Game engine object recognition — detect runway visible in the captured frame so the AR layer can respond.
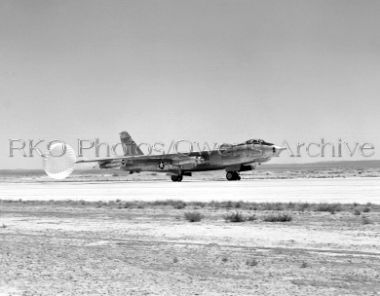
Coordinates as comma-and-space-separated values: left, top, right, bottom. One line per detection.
1, 177, 380, 204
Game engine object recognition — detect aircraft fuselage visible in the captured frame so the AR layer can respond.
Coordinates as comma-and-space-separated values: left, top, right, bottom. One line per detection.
120, 141, 285, 181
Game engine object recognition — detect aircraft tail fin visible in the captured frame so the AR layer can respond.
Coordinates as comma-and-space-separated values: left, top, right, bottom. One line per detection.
120, 131, 144, 156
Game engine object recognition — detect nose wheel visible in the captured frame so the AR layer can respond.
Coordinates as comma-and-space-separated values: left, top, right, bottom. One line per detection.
171, 175, 183, 182
226, 171, 241, 181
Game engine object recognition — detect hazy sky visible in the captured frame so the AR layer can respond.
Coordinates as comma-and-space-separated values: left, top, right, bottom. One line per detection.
1, 0, 379, 168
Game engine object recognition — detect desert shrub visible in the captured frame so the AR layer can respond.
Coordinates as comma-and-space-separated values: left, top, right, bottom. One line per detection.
361, 216, 372, 225
363, 207, 371, 213
246, 258, 258, 267
172, 200, 187, 209
136, 203, 145, 209
315, 203, 342, 214
184, 211, 203, 222
153, 200, 187, 209
263, 213, 293, 222
224, 201, 233, 209
300, 261, 308, 268
224, 211, 246, 223
286, 202, 296, 210
297, 203, 310, 212
122, 202, 134, 208
190, 201, 206, 208
261, 203, 284, 211
247, 214, 257, 221
107, 200, 116, 207
152, 200, 170, 206
96, 201, 106, 208
234, 201, 242, 208
353, 209, 361, 216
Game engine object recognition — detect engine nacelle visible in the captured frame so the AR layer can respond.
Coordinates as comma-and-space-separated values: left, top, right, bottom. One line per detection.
99, 160, 121, 169
175, 156, 204, 170
240, 164, 256, 171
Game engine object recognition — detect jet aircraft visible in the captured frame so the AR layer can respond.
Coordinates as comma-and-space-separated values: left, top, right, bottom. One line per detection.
76, 131, 286, 181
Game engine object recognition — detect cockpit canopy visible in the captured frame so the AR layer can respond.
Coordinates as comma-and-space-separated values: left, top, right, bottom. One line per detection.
221, 139, 274, 149
244, 139, 274, 146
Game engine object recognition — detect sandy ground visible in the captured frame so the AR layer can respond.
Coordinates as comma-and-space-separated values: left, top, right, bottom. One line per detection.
1, 201, 380, 296
1, 177, 380, 204
1, 176, 380, 295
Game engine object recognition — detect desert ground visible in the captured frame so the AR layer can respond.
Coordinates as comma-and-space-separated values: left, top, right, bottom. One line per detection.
1, 200, 380, 296
1, 165, 380, 295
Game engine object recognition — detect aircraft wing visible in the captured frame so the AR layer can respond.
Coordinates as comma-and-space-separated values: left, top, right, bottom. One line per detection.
77, 153, 205, 170
75, 153, 195, 164
76, 156, 126, 164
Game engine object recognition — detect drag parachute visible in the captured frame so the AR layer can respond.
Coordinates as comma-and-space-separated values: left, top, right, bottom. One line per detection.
43, 143, 76, 180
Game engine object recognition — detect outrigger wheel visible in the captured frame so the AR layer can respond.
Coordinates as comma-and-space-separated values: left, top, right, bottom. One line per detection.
226, 171, 241, 181
171, 175, 183, 182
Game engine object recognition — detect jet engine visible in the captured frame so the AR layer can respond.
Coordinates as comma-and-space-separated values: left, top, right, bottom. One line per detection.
174, 156, 204, 170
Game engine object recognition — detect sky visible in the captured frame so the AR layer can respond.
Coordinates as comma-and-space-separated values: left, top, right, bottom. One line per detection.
0, 0, 379, 168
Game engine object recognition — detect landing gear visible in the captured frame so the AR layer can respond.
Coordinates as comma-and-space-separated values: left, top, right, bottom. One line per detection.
171, 174, 183, 182
226, 171, 241, 181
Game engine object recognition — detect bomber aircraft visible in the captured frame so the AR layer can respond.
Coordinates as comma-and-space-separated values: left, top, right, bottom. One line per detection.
73, 131, 286, 181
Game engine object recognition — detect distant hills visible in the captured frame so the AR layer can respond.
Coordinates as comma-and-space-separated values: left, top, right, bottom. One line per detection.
260, 160, 380, 170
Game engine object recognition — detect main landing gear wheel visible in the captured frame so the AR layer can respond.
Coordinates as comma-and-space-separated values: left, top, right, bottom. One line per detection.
171, 175, 183, 182
226, 171, 241, 181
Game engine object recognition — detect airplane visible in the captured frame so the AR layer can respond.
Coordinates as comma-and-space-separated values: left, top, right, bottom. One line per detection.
75, 131, 286, 181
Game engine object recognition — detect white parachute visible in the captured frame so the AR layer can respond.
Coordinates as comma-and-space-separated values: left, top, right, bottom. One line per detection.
43, 143, 76, 180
